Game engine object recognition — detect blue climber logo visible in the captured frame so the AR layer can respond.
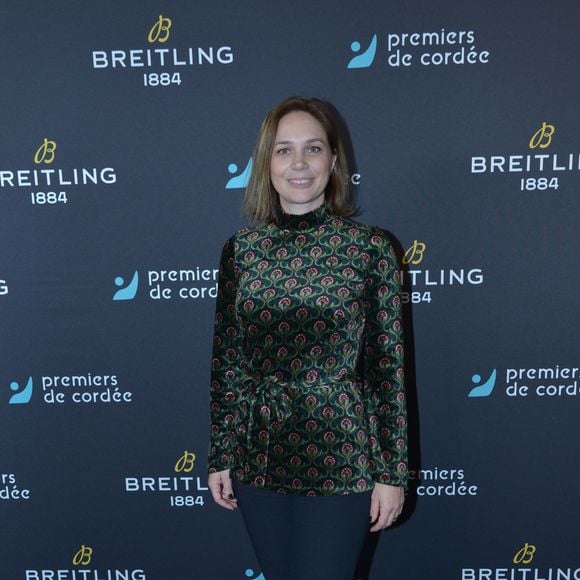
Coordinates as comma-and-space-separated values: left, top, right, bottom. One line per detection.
9, 377, 33, 404
245, 569, 265, 580
347, 34, 378, 69
113, 271, 139, 301
468, 369, 497, 397
226, 158, 253, 189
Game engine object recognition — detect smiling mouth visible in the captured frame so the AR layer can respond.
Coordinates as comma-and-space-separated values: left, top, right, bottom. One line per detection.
287, 178, 315, 186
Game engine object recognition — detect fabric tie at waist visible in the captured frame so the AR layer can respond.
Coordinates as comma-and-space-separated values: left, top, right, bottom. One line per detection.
248, 376, 293, 422
243, 376, 294, 482
241, 374, 358, 484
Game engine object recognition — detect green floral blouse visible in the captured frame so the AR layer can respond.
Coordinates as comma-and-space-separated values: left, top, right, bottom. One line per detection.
208, 204, 407, 495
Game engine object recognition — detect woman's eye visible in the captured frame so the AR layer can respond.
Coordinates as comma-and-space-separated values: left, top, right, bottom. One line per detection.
307, 146, 322, 153
276, 148, 290, 155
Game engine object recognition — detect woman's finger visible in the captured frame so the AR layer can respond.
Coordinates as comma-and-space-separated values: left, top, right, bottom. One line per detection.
208, 471, 237, 510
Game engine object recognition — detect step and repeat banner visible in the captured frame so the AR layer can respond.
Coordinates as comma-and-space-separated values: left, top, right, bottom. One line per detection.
1, 0, 578, 578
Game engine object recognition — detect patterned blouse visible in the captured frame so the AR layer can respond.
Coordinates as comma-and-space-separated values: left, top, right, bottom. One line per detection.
208, 204, 407, 495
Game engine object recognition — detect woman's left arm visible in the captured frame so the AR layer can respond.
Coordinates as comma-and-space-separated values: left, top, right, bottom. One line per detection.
362, 231, 408, 530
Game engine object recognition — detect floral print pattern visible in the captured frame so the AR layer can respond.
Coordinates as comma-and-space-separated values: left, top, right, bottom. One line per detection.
208, 205, 407, 495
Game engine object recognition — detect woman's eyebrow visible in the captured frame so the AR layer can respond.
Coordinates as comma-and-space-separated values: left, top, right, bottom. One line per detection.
274, 137, 325, 145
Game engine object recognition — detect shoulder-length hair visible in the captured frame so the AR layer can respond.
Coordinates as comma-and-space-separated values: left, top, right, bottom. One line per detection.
242, 96, 355, 224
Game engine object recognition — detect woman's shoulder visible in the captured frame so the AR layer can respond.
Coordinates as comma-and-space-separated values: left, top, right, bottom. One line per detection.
220, 223, 272, 251
330, 214, 393, 249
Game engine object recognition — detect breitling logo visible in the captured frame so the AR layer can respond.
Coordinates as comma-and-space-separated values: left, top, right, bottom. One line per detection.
528, 121, 555, 150
512, 543, 536, 565
402, 240, 426, 265
174, 451, 196, 473
24, 545, 147, 578
461, 543, 579, 580
399, 240, 483, 304
33, 138, 57, 165
72, 545, 93, 566
147, 15, 172, 43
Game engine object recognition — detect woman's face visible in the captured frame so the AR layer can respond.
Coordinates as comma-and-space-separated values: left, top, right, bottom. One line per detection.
270, 110, 336, 215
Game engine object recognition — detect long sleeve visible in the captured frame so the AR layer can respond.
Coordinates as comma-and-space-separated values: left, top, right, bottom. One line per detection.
207, 208, 408, 495
362, 232, 408, 487
208, 237, 244, 473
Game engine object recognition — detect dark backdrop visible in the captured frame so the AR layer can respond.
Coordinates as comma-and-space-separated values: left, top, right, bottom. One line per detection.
1, 1, 578, 578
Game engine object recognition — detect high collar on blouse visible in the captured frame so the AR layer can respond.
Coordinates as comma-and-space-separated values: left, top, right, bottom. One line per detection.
278, 203, 330, 231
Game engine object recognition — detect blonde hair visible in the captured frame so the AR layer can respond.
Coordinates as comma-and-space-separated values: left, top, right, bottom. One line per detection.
242, 96, 355, 224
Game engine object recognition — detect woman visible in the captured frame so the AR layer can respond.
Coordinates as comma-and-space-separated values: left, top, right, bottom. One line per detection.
208, 96, 407, 580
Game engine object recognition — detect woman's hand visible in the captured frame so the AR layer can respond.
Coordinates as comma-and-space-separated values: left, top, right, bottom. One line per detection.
369, 482, 404, 532
208, 469, 238, 510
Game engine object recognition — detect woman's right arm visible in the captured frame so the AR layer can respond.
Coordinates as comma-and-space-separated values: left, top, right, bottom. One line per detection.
207, 237, 243, 508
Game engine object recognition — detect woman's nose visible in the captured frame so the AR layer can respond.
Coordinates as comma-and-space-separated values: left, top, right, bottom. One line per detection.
291, 152, 307, 169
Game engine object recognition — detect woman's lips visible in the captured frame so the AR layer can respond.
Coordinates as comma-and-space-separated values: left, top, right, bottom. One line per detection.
287, 178, 315, 188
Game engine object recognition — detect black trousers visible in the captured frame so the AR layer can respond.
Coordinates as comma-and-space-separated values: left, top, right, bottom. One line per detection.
233, 480, 372, 580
